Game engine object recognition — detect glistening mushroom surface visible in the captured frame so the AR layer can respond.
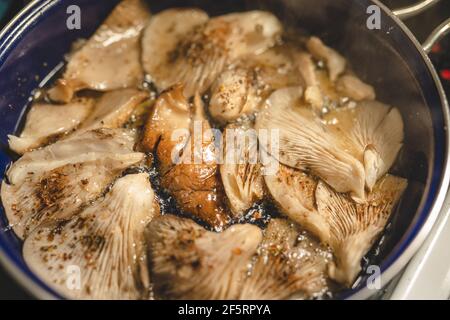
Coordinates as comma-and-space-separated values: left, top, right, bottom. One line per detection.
142, 85, 229, 229
8, 98, 94, 155
146, 215, 262, 299
255, 87, 366, 200
48, 0, 150, 102
316, 175, 407, 285
142, 10, 282, 97
220, 120, 264, 217
240, 219, 331, 299
23, 173, 158, 299
324, 100, 404, 190
1, 129, 144, 238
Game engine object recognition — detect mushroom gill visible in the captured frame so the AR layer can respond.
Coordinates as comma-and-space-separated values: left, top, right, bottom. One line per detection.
255, 87, 366, 199
264, 164, 318, 233
220, 120, 264, 218
1, 129, 144, 238
315, 175, 407, 286
324, 100, 404, 190
146, 215, 262, 299
23, 173, 158, 299
142, 85, 229, 229
240, 219, 331, 299
8, 98, 94, 155
48, 0, 151, 102
142, 10, 282, 97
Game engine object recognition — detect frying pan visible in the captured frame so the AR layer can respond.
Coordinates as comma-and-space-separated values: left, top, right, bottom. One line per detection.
0, 0, 449, 300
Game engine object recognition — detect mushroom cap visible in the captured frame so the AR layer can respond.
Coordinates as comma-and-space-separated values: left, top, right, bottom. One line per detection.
76, 89, 149, 135
1, 128, 144, 238
48, 0, 151, 102
240, 219, 331, 299
142, 8, 210, 97
142, 10, 282, 97
8, 98, 94, 155
209, 68, 261, 124
306, 36, 346, 82
264, 163, 323, 234
146, 215, 262, 299
23, 173, 158, 299
336, 74, 376, 101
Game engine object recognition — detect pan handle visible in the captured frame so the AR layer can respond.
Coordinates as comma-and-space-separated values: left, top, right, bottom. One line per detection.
392, 0, 450, 53
422, 19, 450, 53
392, 0, 441, 20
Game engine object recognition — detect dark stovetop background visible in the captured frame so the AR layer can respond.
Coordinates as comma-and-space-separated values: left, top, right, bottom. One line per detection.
0, 0, 449, 300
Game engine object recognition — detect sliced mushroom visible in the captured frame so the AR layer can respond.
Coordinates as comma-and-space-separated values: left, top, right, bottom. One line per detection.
142, 10, 282, 97
146, 214, 262, 299
142, 85, 229, 229
336, 74, 376, 101
306, 36, 346, 82
23, 173, 158, 299
264, 164, 318, 230
242, 44, 307, 92
324, 100, 404, 190
294, 52, 318, 87
142, 8, 210, 97
1, 129, 144, 238
76, 89, 149, 135
8, 98, 94, 155
48, 0, 150, 102
240, 219, 331, 299
304, 86, 324, 113
315, 175, 407, 285
255, 87, 366, 199
209, 68, 261, 124
220, 121, 264, 217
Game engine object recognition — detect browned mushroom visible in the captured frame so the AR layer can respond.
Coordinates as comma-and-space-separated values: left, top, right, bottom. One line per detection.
142, 85, 229, 229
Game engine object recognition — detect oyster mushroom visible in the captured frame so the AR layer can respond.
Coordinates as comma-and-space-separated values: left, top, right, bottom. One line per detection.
241, 44, 307, 92
1, 128, 144, 238
8, 98, 94, 155
142, 10, 282, 97
324, 100, 404, 190
255, 87, 366, 199
76, 89, 149, 135
294, 52, 318, 87
23, 173, 158, 299
141, 84, 191, 175
264, 164, 317, 231
48, 0, 151, 102
141, 8, 210, 97
240, 219, 331, 299
315, 175, 407, 285
209, 68, 261, 124
306, 36, 346, 82
142, 85, 229, 229
146, 215, 262, 299
336, 74, 376, 101
220, 120, 264, 217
